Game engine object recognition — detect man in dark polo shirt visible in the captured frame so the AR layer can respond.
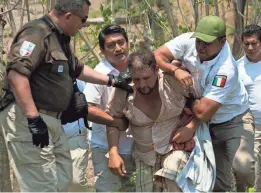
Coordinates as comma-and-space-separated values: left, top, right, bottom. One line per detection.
0, 0, 131, 192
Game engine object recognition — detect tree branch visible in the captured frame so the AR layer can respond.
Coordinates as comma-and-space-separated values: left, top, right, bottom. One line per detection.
0, 0, 22, 15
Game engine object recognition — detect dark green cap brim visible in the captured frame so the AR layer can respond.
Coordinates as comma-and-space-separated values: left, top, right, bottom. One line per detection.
191, 32, 217, 43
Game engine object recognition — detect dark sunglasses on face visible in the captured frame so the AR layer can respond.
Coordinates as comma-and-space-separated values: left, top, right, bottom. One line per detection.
74, 14, 88, 24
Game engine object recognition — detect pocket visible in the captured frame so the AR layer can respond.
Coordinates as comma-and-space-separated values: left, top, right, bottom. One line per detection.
49, 50, 68, 75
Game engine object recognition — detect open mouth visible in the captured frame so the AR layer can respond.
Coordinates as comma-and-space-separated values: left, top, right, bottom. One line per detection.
115, 53, 125, 58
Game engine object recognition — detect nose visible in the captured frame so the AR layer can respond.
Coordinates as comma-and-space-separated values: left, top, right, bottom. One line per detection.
248, 44, 254, 50
115, 43, 121, 51
139, 79, 146, 88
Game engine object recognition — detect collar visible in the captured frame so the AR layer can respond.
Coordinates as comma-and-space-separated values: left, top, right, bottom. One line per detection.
43, 14, 71, 42
101, 60, 120, 75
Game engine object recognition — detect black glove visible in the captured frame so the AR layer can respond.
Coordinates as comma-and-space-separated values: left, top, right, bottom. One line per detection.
108, 70, 133, 93
27, 116, 49, 148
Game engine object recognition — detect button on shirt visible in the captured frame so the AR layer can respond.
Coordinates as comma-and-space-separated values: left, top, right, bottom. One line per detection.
165, 32, 249, 124
106, 71, 188, 166
84, 60, 133, 154
237, 56, 261, 125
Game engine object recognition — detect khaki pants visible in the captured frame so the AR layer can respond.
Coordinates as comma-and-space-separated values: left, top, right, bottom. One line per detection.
254, 124, 261, 191
0, 103, 72, 192
91, 147, 136, 192
68, 135, 89, 192
210, 110, 255, 192
135, 150, 188, 192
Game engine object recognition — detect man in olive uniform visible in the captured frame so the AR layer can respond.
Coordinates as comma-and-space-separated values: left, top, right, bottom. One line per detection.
0, 0, 130, 192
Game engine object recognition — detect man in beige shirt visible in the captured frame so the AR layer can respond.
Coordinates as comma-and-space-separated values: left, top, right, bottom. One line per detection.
106, 50, 200, 192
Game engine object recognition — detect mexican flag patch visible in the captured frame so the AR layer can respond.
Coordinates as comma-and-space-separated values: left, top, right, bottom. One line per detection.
212, 75, 227, 87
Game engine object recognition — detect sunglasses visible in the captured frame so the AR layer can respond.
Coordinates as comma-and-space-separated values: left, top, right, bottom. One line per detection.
73, 13, 88, 24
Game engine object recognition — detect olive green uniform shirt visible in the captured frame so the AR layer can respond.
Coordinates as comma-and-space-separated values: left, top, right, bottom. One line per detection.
4, 15, 84, 112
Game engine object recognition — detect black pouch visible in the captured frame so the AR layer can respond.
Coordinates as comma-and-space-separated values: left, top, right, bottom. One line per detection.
60, 80, 90, 129
0, 90, 15, 111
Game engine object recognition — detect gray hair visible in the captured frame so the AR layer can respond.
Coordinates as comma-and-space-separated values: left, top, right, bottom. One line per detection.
54, 0, 91, 15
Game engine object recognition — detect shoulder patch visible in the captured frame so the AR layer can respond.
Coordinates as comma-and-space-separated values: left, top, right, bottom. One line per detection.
212, 75, 227, 87
20, 41, 36, 57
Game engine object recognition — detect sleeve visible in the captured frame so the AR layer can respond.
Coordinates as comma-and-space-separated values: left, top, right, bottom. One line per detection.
6, 26, 46, 78
84, 82, 104, 105
204, 67, 237, 104
164, 32, 194, 60
106, 88, 128, 117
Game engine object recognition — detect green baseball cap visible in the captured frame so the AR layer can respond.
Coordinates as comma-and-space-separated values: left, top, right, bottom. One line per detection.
191, 15, 226, 42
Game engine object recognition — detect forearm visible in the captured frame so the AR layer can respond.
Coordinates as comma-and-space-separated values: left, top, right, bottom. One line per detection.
87, 105, 115, 125
154, 50, 178, 73
191, 99, 218, 122
8, 70, 38, 118
78, 65, 109, 85
107, 126, 120, 155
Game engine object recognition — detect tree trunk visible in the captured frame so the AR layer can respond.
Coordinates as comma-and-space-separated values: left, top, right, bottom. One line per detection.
194, 0, 199, 26
205, 0, 209, 15
232, 0, 246, 59
7, 8, 16, 37
161, 0, 178, 37
25, 0, 30, 22
214, 0, 219, 16
19, 0, 25, 29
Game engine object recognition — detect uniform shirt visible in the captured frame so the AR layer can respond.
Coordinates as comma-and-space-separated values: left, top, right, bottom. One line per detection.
165, 32, 248, 124
5, 14, 84, 112
63, 80, 87, 137
84, 60, 133, 154
237, 56, 261, 125
106, 71, 188, 166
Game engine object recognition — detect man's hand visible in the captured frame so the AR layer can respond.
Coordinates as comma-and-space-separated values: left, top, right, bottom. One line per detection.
27, 116, 49, 148
172, 62, 193, 89
108, 71, 133, 93
109, 152, 126, 176
171, 126, 195, 144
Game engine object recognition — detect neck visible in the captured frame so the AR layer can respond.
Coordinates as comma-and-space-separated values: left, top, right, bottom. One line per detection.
48, 11, 66, 34
110, 60, 128, 72
246, 55, 261, 63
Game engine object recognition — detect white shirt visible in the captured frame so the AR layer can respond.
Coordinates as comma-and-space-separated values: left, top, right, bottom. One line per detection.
84, 60, 133, 154
165, 32, 249, 123
237, 56, 261, 125
63, 80, 87, 137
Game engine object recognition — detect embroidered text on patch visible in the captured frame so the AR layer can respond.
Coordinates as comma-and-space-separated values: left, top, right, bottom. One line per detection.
212, 75, 227, 87
20, 41, 36, 56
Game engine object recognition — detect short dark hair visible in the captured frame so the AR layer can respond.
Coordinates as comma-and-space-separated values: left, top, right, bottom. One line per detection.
127, 50, 157, 70
242, 24, 261, 42
54, 0, 91, 15
98, 24, 128, 49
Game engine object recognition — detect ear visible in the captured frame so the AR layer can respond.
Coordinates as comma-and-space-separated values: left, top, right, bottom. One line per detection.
64, 12, 72, 21
100, 46, 105, 55
154, 65, 159, 73
220, 37, 227, 46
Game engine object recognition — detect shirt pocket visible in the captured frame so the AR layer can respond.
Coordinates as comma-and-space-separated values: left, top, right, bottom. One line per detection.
49, 50, 69, 75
